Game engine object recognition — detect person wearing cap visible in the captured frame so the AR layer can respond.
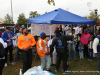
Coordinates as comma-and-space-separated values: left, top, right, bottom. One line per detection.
17, 28, 36, 74
50, 28, 74, 74
80, 29, 91, 58
36, 32, 51, 72
48, 35, 57, 66
93, 29, 100, 74
1, 27, 15, 66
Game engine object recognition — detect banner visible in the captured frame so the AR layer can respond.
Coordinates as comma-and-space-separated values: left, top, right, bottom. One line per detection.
31, 23, 57, 36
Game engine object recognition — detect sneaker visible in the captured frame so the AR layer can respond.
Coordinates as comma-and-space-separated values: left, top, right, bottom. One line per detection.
90, 60, 93, 61
75, 60, 77, 61
5, 63, 7, 67
63, 71, 70, 74
10, 62, 14, 65
98, 71, 100, 74
51, 64, 56, 66
46, 69, 52, 73
82, 58, 84, 60
55, 69, 60, 72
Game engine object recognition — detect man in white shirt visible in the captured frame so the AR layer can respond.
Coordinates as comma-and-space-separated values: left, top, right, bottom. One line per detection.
64, 25, 71, 35
93, 29, 100, 74
73, 25, 79, 35
68, 29, 77, 61
48, 35, 57, 66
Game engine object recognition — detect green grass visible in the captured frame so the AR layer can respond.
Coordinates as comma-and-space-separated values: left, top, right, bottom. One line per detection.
2, 49, 99, 75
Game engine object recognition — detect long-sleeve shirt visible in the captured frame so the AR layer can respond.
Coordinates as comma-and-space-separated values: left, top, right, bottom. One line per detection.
93, 37, 99, 53
37, 38, 49, 58
68, 33, 77, 43
16, 33, 22, 42
64, 26, 71, 35
0, 38, 7, 59
0, 38, 7, 48
73, 27, 80, 35
17, 34, 36, 50
81, 33, 90, 45
88, 41, 93, 49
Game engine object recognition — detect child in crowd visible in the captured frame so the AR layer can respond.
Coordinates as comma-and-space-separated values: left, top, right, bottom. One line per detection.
78, 42, 84, 59
88, 36, 93, 61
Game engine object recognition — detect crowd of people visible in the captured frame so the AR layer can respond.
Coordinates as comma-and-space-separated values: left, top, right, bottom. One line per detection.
0, 24, 100, 75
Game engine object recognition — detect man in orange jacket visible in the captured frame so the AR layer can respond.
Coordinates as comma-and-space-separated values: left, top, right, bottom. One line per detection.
17, 28, 36, 74
37, 32, 51, 72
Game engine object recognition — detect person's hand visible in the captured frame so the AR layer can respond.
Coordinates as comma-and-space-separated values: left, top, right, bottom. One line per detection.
95, 54, 97, 57
27, 45, 31, 50
46, 52, 50, 55
23, 48, 28, 52
72, 40, 74, 42
7, 40, 11, 42
13, 46, 16, 49
12, 37, 15, 40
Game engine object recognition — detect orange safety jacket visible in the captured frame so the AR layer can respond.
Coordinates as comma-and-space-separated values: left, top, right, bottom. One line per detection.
36, 38, 49, 58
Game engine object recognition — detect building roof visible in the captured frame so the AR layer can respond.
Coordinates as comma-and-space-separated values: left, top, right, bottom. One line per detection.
0, 18, 5, 24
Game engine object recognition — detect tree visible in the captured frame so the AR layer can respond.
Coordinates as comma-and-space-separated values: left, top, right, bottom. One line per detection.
88, 10, 100, 25
29, 11, 40, 19
17, 13, 27, 24
47, 0, 55, 6
45, 11, 48, 14
4, 14, 14, 24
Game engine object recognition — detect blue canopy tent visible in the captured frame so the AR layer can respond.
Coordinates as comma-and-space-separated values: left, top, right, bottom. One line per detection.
28, 8, 95, 25
28, 8, 95, 39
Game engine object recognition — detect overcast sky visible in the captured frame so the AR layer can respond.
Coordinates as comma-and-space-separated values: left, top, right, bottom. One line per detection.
0, 0, 100, 23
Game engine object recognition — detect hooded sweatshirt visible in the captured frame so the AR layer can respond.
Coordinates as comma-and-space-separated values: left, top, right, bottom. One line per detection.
81, 33, 90, 45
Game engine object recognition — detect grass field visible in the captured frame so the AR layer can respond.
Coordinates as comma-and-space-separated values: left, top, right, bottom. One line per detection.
2, 49, 99, 75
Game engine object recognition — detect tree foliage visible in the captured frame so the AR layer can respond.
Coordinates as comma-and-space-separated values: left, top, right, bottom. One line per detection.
45, 11, 48, 14
89, 10, 100, 25
17, 13, 27, 24
29, 11, 40, 19
4, 14, 14, 24
47, 0, 55, 6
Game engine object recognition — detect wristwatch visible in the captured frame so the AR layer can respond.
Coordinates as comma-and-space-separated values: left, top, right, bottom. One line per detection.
23, 48, 25, 50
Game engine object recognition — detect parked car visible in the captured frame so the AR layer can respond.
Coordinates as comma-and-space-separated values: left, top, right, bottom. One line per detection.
0, 27, 5, 37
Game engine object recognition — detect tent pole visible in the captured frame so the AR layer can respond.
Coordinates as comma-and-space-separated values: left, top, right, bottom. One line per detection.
50, 24, 52, 40
27, 23, 28, 28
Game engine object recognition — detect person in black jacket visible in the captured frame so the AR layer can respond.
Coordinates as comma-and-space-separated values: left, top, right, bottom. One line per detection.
50, 28, 74, 74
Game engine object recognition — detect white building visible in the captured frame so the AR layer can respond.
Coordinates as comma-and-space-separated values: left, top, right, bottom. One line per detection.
0, 18, 5, 24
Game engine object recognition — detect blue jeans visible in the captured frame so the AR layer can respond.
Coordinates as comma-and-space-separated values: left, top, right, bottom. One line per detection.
89, 49, 93, 60
68, 43, 77, 60
16, 46, 20, 61
40, 55, 51, 69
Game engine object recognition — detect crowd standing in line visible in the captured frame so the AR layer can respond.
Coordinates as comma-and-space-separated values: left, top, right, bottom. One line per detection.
0, 24, 100, 74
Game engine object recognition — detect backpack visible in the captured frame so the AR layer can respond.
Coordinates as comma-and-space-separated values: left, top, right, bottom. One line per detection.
0, 42, 5, 58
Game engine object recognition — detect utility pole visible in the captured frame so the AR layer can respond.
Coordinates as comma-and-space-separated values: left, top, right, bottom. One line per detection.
10, 0, 13, 24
